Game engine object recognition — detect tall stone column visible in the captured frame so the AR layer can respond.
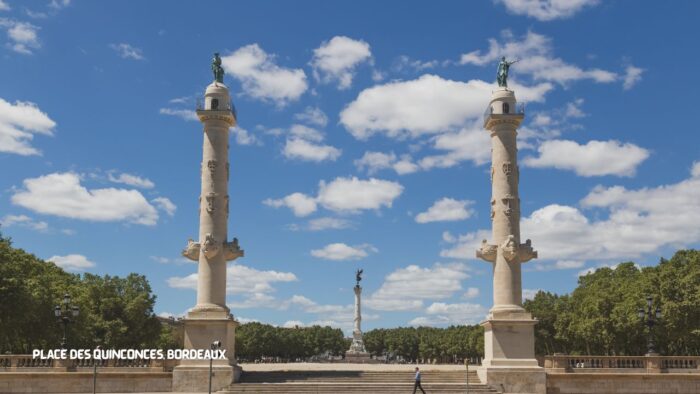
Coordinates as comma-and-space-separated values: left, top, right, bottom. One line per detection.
173, 60, 244, 392
476, 87, 544, 394
346, 277, 369, 361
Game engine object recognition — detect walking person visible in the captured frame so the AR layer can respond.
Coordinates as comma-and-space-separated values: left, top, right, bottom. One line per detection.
412, 367, 426, 394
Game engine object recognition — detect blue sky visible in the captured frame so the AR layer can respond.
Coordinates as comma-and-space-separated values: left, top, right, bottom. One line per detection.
1, 0, 699, 333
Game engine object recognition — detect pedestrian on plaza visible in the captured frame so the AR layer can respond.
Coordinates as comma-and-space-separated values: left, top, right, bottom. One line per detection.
412, 367, 426, 394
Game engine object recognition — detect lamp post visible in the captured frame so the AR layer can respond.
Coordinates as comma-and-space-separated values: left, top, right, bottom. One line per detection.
209, 340, 222, 394
54, 293, 79, 349
638, 295, 662, 355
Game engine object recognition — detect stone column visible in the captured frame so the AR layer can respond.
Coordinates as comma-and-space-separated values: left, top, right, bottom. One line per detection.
345, 285, 369, 361
173, 81, 244, 392
476, 87, 544, 394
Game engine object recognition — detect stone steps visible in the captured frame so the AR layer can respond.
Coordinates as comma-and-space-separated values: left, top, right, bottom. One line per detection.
221, 370, 498, 393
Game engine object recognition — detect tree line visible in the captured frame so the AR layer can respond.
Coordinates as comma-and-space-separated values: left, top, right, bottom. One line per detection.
524, 250, 700, 356
0, 234, 169, 353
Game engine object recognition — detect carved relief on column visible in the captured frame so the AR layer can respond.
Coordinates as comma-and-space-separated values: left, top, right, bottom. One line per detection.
225, 195, 229, 217
490, 198, 496, 219
201, 233, 220, 258
477, 239, 497, 262
205, 192, 217, 214
498, 235, 538, 263
226, 162, 230, 181
207, 159, 218, 175
502, 194, 516, 217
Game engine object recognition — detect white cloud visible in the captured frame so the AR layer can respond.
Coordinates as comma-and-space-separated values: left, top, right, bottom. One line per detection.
440, 229, 492, 260
523, 139, 649, 177
311, 36, 372, 89
294, 107, 328, 128
47, 254, 95, 272
282, 124, 341, 162
0, 214, 48, 232
318, 177, 403, 213
530, 260, 585, 271
0, 1, 10, 11
0, 20, 40, 54
265, 176, 403, 217
444, 164, 700, 265
340, 74, 551, 140
159, 108, 197, 121
222, 44, 307, 106
107, 172, 154, 189
393, 55, 441, 72
692, 161, 700, 178
366, 263, 471, 311
49, 0, 71, 10
110, 43, 144, 60
11, 172, 160, 225
623, 65, 644, 90
263, 192, 318, 217
0, 98, 55, 155
523, 288, 542, 301
496, 0, 599, 21
283, 320, 304, 328
415, 198, 474, 223
282, 295, 367, 333
460, 31, 617, 86
152, 197, 176, 217
464, 287, 480, 299
418, 123, 492, 169
231, 126, 261, 146
307, 217, 353, 231
354, 151, 419, 175
409, 302, 487, 326
283, 138, 341, 162
168, 263, 298, 308
310, 243, 376, 261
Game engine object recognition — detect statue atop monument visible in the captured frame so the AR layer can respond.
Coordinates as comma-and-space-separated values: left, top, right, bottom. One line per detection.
496, 56, 519, 88
355, 268, 363, 286
212, 52, 224, 83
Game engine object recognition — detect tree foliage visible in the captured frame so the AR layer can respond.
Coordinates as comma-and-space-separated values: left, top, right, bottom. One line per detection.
0, 234, 165, 352
524, 250, 700, 356
236, 322, 346, 361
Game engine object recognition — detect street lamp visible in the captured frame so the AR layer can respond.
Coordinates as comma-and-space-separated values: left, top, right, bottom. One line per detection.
54, 293, 79, 349
209, 340, 222, 394
638, 295, 662, 355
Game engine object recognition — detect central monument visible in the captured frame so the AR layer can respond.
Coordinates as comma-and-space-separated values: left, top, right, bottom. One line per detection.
173, 53, 244, 392
345, 269, 370, 362
475, 58, 545, 394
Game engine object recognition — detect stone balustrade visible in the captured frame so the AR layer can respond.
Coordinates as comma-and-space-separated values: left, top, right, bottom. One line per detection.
0, 355, 179, 372
544, 354, 700, 373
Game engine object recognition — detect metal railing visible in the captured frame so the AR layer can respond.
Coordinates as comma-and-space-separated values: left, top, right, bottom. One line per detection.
196, 97, 237, 118
544, 355, 700, 372
483, 102, 525, 125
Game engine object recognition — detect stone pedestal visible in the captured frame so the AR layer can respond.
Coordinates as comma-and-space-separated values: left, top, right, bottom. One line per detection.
172, 310, 241, 392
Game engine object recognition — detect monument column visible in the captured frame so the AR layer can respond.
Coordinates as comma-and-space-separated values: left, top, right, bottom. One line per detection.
173, 53, 244, 392
345, 269, 369, 362
474, 57, 544, 394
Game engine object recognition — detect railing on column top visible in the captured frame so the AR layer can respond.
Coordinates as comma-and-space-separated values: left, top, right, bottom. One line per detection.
483, 102, 526, 125
0, 355, 179, 371
544, 355, 700, 372
196, 97, 237, 119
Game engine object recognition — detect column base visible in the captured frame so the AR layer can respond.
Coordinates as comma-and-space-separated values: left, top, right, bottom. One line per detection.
172, 311, 239, 391
479, 311, 543, 393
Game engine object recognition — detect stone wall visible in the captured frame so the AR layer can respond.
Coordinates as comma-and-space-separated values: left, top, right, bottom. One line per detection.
0, 372, 172, 393
547, 372, 700, 394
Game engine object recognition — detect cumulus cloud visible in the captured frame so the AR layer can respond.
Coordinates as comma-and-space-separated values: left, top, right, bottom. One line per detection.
264, 192, 318, 217
366, 263, 471, 311
311, 36, 372, 89
110, 43, 144, 60
523, 139, 650, 177
441, 163, 700, 264
464, 287, 480, 299
266, 176, 403, 217
409, 302, 488, 326
460, 31, 617, 86
152, 197, 176, 216
107, 172, 155, 189
168, 263, 298, 308
0, 1, 9, 11
159, 108, 197, 121
623, 65, 644, 90
0, 214, 48, 232
354, 151, 419, 175
11, 172, 161, 225
231, 126, 261, 146
415, 198, 475, 223
306, 217, 353, 231
282, 124, 341, 162
310, 243, 376, 261
222, 44, 308, 106
495, 0, 599, 21
0, 20, 40, 54
294, 106, 328, 128
48, 254, 95, 272
340, 74, 551, 140
0, 98, 55, 155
